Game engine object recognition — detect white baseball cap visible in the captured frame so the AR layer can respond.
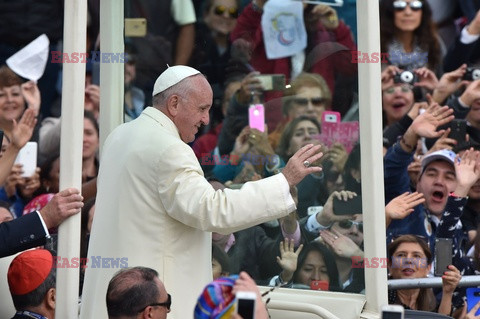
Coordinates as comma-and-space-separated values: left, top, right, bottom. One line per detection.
421, 149, 457, 174
152, 65, 201, 96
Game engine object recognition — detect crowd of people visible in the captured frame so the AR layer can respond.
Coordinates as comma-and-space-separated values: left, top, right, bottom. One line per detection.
3, 0, 480, 318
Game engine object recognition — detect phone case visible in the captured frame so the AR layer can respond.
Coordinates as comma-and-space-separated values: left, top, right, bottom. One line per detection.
332, 196, 362, 215
249, 104, 265, 132
467, 288, 480, 315
310, 280, 329, 291
14, 142, 37, 178
434, 238, 452, 277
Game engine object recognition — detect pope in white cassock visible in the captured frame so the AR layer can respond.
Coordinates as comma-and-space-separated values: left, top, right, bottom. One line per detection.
80, 65, 323, 319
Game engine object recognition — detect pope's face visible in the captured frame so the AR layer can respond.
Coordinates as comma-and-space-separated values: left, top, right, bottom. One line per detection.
175, 76, 212, 143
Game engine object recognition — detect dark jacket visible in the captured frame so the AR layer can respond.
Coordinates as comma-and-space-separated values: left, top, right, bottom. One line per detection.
0, 212, 47, 258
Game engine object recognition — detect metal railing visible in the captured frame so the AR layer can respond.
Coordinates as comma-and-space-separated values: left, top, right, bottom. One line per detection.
388, 275, 480, 289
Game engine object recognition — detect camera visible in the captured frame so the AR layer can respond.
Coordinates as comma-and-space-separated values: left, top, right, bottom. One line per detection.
463, 67, 480, 81
393, 71, 417, 85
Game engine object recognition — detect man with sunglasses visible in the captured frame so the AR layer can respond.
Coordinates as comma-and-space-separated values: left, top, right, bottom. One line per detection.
106, 267, 171, 319
300, 190, 365, 292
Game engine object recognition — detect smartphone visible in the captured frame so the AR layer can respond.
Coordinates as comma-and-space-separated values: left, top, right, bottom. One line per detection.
249, 104, 265, 132
381, 304, 404, 319
236, 291, 256, 319
310, 280, 329, 291
332, 195, 362, 215
255, 74, 286, 91
448, 119, 467, 144
322, 111, 341, 124
124, 18, 147, 37
14, 141, 37, 178
467, 288, 480, 316
434, 238, 452, 277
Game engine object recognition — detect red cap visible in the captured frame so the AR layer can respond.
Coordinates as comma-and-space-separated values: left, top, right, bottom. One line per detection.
8, 249, 53, 295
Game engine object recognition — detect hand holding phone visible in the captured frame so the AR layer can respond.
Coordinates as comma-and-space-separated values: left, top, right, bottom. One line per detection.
14, 141, 37, 178
235, 291, 256, 319
254, 74, 286, 91
332, 195, 362, 215
249, 104, 265, 132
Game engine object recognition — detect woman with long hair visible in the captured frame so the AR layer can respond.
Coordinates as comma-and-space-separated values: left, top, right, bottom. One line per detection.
379, 0, 443, 73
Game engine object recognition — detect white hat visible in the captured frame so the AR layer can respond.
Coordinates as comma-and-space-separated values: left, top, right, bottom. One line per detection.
152, 65, 201, 96
6, 34, 50, 82
421, 149, 456, 174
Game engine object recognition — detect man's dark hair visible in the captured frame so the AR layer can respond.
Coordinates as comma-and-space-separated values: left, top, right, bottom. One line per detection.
106, 266, 161, 317
11, 267, 56, 310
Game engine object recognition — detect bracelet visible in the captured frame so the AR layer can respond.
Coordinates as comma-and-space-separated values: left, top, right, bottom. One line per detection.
400, 136, 414, 151
449, 192, 468, 199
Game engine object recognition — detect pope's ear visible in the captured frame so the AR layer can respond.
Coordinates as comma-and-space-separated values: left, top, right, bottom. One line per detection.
166, 95, 180, 116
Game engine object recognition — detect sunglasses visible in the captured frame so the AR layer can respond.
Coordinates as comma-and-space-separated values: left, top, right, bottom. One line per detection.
393, 0, 423, 11
138, 294, 172, 312
293, 97, 327, 106
214, 5, 238, 18
338, 220, 363, 233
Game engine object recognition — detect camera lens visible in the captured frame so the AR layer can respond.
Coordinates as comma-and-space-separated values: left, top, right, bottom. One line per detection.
400, 71, 414, 83
473, 69, 480, 81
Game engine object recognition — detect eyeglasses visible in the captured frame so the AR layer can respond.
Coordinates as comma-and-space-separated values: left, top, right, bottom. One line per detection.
383, 84, 412, 94
393, 0, 423, 11
137, 294, 172, 313
293, 97, 327, 106
338, 220, 363, 233
214, 5, 238, 18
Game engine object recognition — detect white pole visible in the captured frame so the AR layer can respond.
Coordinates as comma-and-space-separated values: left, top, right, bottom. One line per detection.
357, 0, 388, 315
99, 0, 124, 151
56, 0, 87, 317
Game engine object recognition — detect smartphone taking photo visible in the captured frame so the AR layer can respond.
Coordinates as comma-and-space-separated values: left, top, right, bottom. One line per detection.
249, 104, 265, 132
236, 291, 256, 319
14, 141, 37, 178
434, 238, 452, 277
332, 195, 362, 216
448, 119, 467, 144
310, 280, 329, 291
